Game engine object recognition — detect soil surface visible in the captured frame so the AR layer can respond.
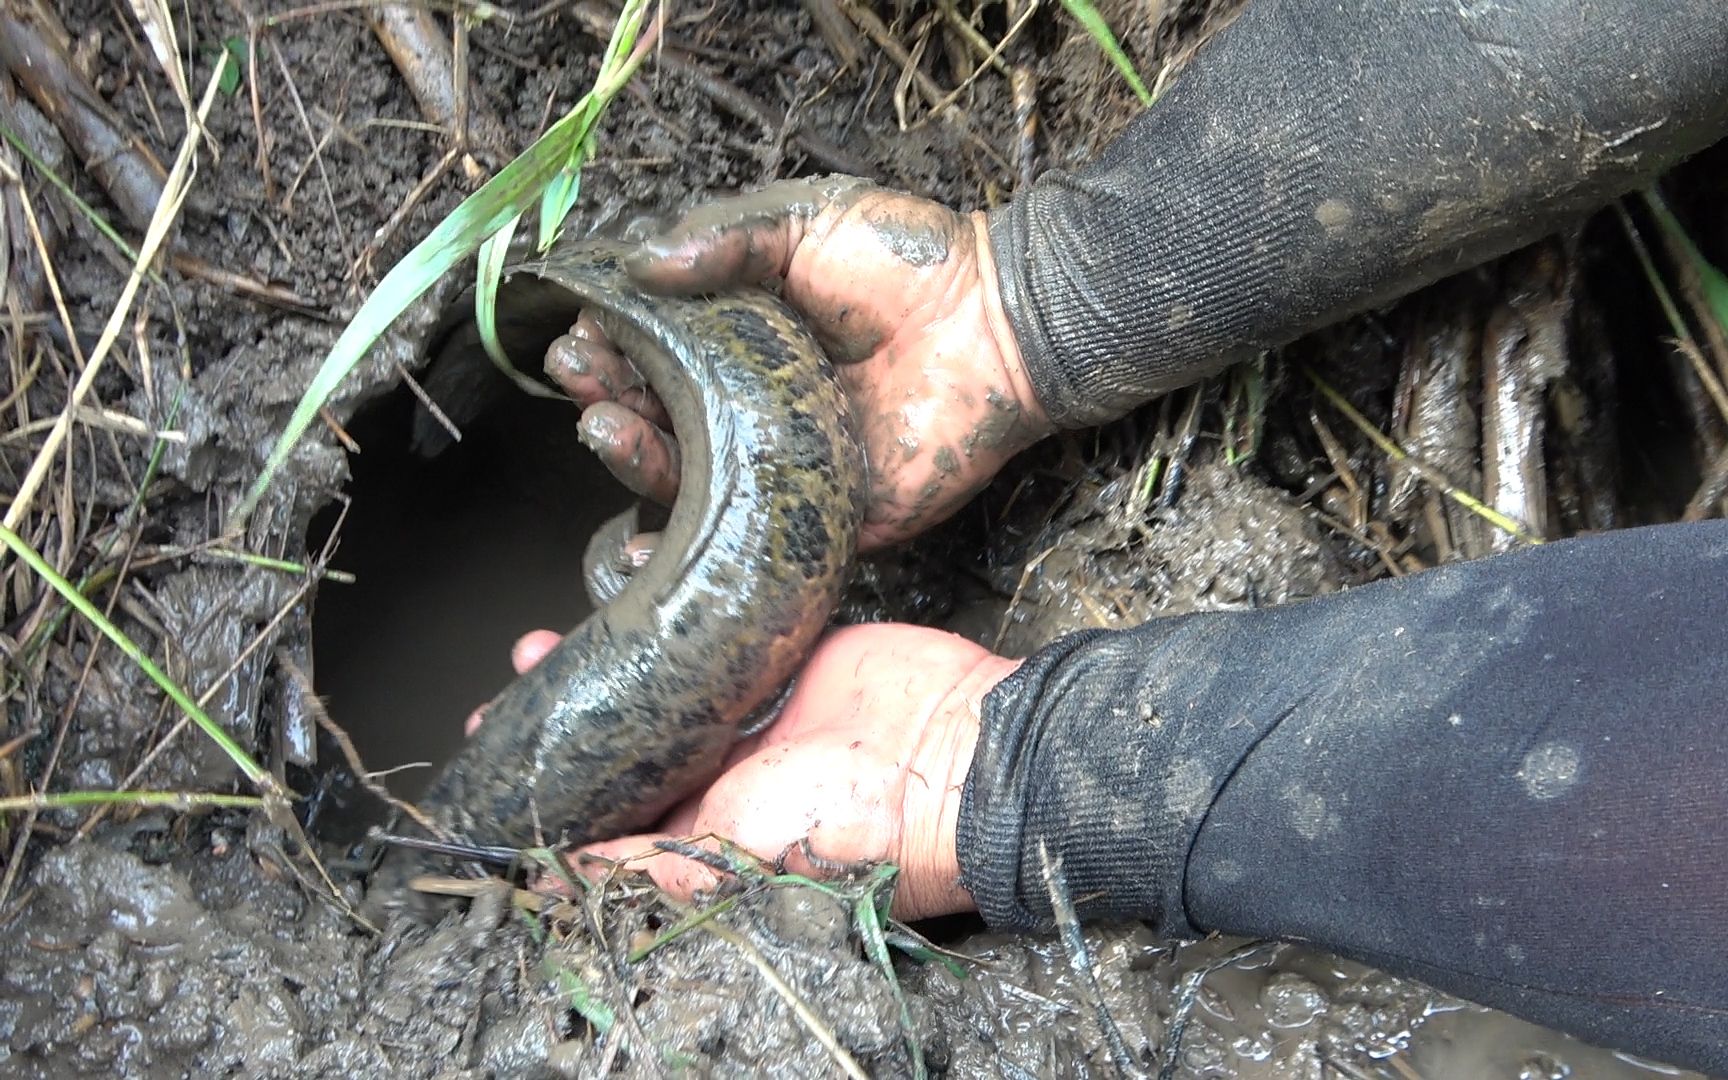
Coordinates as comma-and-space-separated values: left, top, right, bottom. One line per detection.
0, 1, 1721, 1078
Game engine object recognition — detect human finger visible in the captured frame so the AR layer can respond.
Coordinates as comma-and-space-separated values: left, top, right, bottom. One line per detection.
465, 629, 562, 734
578, 402, 682, 505
544, 315, 670, 427
624, 176, 871, 294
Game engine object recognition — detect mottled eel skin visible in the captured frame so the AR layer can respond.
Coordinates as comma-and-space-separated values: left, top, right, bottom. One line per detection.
417, 239, 867, 849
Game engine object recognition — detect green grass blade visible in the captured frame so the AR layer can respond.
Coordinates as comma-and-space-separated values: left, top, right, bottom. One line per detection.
1643, 189, 1728, 341
0, 122, 153, 275
0, 524, 281, 794
474, 211, 514, 335
0, 790, 264, 814
1305, 369, 1542, 545
537, 149, 587, 249
230, 118, 590, 527
543, 957, 618, 1033
1057, 0, 1152, 107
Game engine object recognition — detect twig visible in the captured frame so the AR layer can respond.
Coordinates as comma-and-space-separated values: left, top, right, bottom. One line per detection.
801, 0, 866, 72
284, 652, 443, 838
351, 143, 462, 283
409, 874, 545, 910
124, 0, 196, 134
935, 0, 1012, 77
1039, 842, 1145, 1078
0, 5, 169, 229
0, 729, 38, 762
992, 544, 1057, 652
1306, 369, 1543, 546
1158, 941, 1276, 1080
910, 0, 1040, 131
167, 251, 324, 319
696, 915, 869, 1080
369, 2, 502, 181
1684, 441, 1728, 522
2, 44, 232, 534
566, 1, 877, 178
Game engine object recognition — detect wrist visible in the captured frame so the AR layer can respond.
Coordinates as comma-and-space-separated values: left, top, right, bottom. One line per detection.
898, 651, 1023, 919
967, 211, 1052, 446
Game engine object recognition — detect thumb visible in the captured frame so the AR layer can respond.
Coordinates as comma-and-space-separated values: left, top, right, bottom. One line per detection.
466, 629, 563, 735
624, 176, 872, 294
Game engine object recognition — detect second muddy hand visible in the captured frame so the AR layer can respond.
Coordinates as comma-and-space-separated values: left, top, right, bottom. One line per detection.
414, 240, 867, 854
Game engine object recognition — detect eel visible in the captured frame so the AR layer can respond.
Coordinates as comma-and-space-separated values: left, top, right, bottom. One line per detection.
415, 239, 868, 849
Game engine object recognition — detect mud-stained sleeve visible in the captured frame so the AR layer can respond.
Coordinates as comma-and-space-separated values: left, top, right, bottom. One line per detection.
988, 0, 1728, 428
956, 520, 1728, 1076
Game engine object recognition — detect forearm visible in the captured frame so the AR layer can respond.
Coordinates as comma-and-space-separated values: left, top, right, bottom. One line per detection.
956, 521, 1728, 1074
990, 0, 1728, 427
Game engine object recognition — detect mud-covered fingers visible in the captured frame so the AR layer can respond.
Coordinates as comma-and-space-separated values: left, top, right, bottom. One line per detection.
544, 314, 670, 427
563, 833, 724, 901
579, 402, 683, 506
624, 176, 875, 294
464, 630, 562, 734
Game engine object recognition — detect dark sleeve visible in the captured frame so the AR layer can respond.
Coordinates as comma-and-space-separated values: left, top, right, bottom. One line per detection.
989, 0, 1728, 428
956, 521, 1728, 1075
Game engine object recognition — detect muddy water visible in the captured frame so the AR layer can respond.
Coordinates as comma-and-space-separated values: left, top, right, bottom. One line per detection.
309, 380, 635, 798
920, 927, 1698, 1079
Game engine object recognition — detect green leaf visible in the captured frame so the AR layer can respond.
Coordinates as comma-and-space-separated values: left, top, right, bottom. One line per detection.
1644, 189, 1728, 344
1057, 0, 1153, 107
219, 38, 247, 95
544, 959, 617, 1033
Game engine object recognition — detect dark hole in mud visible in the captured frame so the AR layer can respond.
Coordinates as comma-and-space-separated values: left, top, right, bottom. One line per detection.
1580, 209, 1707, 518
306, 371, 633, 808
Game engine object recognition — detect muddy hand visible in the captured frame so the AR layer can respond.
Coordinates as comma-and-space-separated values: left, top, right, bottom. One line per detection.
545, 176, 1053, 554
468, 623, 1019, 920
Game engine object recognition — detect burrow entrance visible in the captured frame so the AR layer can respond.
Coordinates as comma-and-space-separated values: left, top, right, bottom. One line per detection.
307, 370, 634, 800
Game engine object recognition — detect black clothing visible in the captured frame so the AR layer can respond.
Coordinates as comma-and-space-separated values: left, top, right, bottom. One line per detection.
958, 523, 1728, 1074
959, 1, 1728, 1072
987, 0, 1728, 428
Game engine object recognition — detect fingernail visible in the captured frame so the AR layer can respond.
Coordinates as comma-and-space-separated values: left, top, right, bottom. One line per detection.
577, 412, 616, 451
547, 337, 587, 376
622, 240, 666, 275
624, 237, 694, 289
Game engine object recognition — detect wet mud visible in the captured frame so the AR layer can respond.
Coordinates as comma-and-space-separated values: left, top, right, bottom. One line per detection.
1, 1, 1723, 1078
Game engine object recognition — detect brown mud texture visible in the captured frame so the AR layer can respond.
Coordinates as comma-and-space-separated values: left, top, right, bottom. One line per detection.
0, 1, 1723, 1077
